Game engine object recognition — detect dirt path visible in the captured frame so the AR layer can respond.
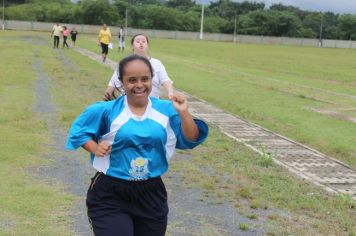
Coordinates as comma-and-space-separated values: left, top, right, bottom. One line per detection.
31, 50, 94, 235
27, 39, 275, 235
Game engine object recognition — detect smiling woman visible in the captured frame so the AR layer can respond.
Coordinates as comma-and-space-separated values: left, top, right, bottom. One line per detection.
66, 54, 209, 236
119, 55, 154, 111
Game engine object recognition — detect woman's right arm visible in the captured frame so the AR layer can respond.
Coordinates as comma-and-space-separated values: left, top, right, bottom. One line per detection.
66, 102, 109, 150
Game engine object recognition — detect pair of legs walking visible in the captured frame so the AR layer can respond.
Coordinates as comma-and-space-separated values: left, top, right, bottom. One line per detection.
118, 39, 125, 52
100, 43, 109, 62
63, 36, 69, 48
53, 36, 60, 48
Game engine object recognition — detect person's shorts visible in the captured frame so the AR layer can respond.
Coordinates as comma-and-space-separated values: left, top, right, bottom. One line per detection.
87, 172, 168, 236
100, 43, 109, 54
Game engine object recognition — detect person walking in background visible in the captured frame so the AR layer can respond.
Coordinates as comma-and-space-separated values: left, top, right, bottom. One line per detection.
118, 26, 125, 52
62, 26, 70, 48
103, 34, 174, 101
70, 27, 78, 46
51, 23, 62, 49
98, 24, 112, 62
66, 54, 208, 236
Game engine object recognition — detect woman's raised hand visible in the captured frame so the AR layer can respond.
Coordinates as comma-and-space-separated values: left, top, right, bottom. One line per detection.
170, 92, 188, 113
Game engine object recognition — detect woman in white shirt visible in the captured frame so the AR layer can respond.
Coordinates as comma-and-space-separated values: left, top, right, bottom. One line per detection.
103, 34, 174, 101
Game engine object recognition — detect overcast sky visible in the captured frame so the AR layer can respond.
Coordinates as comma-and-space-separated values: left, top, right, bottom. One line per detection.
197, 0, 356, 14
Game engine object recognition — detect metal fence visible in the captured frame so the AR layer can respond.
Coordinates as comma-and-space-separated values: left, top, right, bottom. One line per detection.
1, 20, 355, 49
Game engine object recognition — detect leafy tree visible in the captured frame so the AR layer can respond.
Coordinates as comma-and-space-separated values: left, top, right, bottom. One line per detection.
210, 0, 264, 19
270, 3, 306, 20
113, 0, 128, 18
6, 1, 74, 22
45, 2, 76, 23
5, 4, 41, 21
209, 0, 239, 19
7, 0, 27, 5
237, 1, 265, 15
237, 9, 303, 37
300, 27, 317, 38
237, 10, 270, 35
78, 0, 120, 25
322, 12, 339, 39
204, 16, 230, 33
337, 14, 356, 40
270, 3, 300, 13
268, 10, 303, 37
4, 0, 356, 40
179, 10, 200, 31
302, 12, 322, 37
146, 5, 179, 30
166, 0, 195, 9
126, 0, 164, 5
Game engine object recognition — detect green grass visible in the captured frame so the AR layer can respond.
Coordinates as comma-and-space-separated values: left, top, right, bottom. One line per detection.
168, 128, 355, 235
77, 34, 356, 168
156, 39, 356, 168
239, 222, 249, 231
1, 31, 355, 235
0, 31, 73, 235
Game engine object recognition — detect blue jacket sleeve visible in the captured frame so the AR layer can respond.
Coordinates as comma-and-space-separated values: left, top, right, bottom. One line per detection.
169, 106, 209, 149
66, 102, 109, 150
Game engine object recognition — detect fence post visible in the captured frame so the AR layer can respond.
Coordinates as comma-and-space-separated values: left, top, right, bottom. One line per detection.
80, 24, 84, 33
128, 27, 132, 37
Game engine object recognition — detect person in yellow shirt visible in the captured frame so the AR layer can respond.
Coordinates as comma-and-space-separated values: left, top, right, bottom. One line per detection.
98, 24, 112, 62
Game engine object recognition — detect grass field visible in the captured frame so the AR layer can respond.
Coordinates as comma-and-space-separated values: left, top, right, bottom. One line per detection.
0, 30, 355, 235
0, 31, 74, 235
77, 33, 356, 168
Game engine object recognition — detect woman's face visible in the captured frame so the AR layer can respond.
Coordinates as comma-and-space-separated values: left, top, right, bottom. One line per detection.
122, 59, 152, 106
132, 35, 149, 56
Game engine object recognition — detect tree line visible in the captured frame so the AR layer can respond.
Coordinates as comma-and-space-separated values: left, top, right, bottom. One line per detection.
4, 0, 356, 40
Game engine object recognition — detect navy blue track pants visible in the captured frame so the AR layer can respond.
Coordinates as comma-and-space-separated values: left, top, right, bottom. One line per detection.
87, 172, 168, 236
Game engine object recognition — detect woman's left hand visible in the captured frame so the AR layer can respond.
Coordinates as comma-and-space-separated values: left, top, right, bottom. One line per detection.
170, 92, 188, 113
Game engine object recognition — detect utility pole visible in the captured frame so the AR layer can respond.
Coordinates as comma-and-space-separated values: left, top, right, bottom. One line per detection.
233, 15, 237, 42
125, 8, 128, 29
2, 0, 5, 31
199, 4, 204, 40
125, 0, 129, 30
319, 12, 323, 47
